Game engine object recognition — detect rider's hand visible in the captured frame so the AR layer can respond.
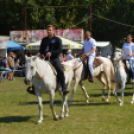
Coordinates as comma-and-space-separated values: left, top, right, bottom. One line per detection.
128, 53, 132, 57
46, 52, 51, 57
85, 53, 89, 57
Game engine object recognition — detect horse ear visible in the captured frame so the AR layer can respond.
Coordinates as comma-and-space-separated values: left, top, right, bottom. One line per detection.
25, 55, 27, 59
32, 56, 38, 61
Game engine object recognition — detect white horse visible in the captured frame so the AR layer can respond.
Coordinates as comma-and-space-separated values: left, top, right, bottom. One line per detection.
113, 48, 134, 106
24, 56, 75, 124
69, 57, 115, 104
113, 48, 127, 106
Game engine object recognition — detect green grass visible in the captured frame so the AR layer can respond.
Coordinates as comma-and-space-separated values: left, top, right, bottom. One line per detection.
0, 77, 134, 134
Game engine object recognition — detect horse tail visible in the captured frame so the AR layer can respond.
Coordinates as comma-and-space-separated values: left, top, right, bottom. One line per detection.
110, 61, 115, 94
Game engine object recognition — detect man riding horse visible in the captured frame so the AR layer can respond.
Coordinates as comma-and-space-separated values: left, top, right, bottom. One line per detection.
27, 25, 69, 95
82, 31, 96, 83
39, 25, 69, 95
27, 28, 96, 95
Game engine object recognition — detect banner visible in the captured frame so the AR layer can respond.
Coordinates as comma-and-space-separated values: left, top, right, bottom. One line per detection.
63, 29, 83, 43
0, 36, 9, 49
10, 29, 83, 45
55, 30, 63, 37
10, 31, 26, 45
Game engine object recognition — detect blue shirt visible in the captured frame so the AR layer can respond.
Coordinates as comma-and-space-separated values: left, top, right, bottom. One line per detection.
83, 38, 96, 56
66, 54, 74, 61
0, 60, 6, 68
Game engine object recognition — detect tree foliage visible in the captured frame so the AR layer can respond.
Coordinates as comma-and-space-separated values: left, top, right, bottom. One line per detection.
1, 0, 134, 46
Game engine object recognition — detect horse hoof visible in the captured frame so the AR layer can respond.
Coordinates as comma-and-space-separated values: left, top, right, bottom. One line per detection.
119, 103, 123, 106
86, 101, 89, 103
106, 99, 109, 102
60, 115, 64, 120
54, 115, 59, 121
64, 114, 69, 118
131, 101, 133, 104
37, 120, 43, 124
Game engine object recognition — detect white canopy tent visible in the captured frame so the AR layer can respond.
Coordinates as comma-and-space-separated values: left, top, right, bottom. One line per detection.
96, 41, 113, 57
26, 37, 83, 50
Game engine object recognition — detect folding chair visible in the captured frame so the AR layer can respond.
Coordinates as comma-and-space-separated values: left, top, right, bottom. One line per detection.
0, 70, 7, 82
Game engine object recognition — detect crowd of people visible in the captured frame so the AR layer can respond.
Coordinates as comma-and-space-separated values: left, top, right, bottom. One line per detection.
0, 52, 25, 81
59, 50, 77, 62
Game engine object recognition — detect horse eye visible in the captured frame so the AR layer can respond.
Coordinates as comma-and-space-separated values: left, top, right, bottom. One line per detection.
31, 66, 34, 69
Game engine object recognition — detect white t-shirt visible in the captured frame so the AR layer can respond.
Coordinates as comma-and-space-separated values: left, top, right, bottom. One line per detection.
66, 54, 74, 61
14, 63, 19, 70
122, 43, 134, 59
83, 38, 96, 56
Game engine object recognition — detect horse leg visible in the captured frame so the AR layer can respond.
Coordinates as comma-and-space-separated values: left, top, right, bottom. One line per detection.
35, 90, 43, 124
68, 77, 80, 104
102, 70, 112, 102
131, 84, 134, 104
49, 91, 58, 121
120, 83, 125, 106
60, 82, 69, 119
96, 73, 107, 102
64, 95, 69, 117
60, 95, 66, 119
79, 81, 89, 103
114, 83, 121, 104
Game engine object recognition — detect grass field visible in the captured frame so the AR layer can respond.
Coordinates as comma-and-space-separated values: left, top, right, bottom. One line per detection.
0, 77, 134, 134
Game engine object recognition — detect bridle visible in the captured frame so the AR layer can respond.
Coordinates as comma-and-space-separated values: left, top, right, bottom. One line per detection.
114, 49, 124, 62
114, 49, 124, 72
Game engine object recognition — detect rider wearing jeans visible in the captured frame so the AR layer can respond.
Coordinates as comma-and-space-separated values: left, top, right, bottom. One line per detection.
83, 31, 96, 83
122, 34, 134, 82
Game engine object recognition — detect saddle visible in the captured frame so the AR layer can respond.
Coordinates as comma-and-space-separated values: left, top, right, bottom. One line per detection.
46, 61, 57, 76
82, 55, 103, 80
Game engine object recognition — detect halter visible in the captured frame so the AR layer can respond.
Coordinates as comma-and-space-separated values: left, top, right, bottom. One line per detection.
114, 49, 124, 62
34, 58, 46, 79
113, 49, 125, 73
36, 74, 45, 79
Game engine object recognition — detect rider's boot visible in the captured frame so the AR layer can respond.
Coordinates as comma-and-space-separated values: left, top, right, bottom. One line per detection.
88, 76, 94, 83
62, 84, 69, 96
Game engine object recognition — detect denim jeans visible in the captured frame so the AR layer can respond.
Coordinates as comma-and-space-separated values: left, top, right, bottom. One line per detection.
88, 55, 95, 77
128, 59, 134, 79
5, 68, 12, 75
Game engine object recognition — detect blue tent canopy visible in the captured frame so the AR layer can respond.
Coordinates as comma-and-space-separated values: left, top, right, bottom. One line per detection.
7, 40, 25, 51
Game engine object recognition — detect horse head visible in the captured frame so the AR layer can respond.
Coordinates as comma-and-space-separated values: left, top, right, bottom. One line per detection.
113, 47, 124, 62
24, 55, 38, 85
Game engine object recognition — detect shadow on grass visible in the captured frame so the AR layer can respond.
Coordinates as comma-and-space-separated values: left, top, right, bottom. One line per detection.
0, 116, 31, 123
20, 100, 62, 105
69, 102, 111, 107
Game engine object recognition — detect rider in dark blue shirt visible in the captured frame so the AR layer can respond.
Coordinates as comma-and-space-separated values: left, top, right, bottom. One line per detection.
39, 25, 69, 95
